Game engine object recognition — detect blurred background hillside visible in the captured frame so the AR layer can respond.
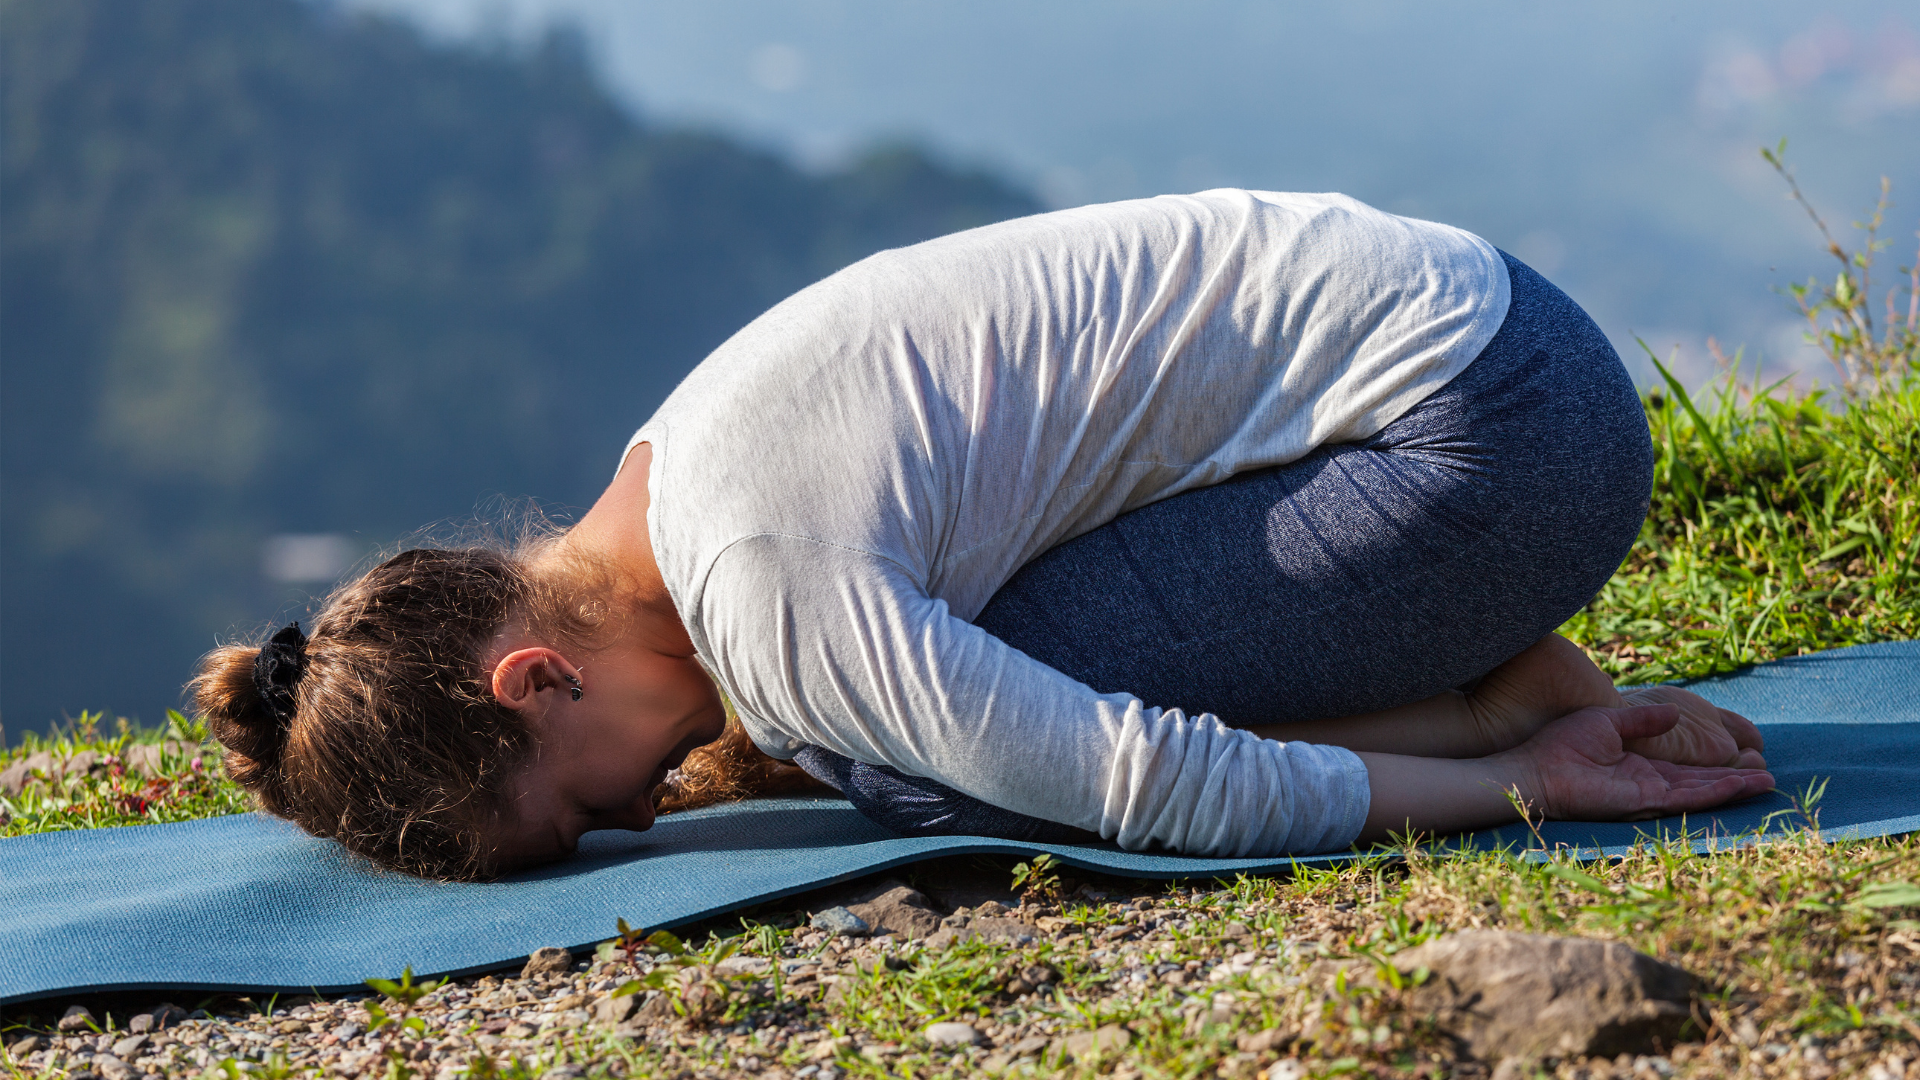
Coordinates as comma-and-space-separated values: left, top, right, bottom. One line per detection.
2, 0, 1916, 735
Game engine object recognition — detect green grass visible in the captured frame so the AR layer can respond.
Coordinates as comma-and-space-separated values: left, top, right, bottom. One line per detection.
0, 711, 248, 838
1562, 363, 1919, 685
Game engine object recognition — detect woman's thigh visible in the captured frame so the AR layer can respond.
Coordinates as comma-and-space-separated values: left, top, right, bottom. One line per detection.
972, 251, 1652, 724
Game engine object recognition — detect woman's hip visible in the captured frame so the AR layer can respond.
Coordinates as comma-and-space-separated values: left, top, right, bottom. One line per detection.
972, 250, 1651, 723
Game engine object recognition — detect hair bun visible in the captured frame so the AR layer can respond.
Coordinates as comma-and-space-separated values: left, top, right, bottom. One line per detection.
251, 622, 310, 728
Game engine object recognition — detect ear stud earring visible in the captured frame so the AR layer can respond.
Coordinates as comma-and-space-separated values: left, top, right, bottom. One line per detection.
563, 673, 583, 701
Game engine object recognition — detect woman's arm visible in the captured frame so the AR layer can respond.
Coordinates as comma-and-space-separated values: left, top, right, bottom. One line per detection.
1249, 634, 1766, 769
1353, 701, 1775, 844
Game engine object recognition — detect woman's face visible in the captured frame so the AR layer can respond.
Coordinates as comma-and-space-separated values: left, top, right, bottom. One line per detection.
487, 635, 726, 871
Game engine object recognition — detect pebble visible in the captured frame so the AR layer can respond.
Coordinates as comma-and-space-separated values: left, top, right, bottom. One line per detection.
58, 1005, 95, 1032
110, 1034, 147, 1058
923, 1022, 983, 1047
1063, 1024, 1131, 1060
94, 1054, 134, 1080
810, 906, 871, 937
520, 946, 573, 978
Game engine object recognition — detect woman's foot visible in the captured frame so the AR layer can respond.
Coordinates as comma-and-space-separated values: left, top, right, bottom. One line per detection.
1465, 634, 1766, 769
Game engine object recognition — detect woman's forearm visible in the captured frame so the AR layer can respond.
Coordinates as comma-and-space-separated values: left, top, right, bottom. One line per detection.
1350, 750, 1535, 844
1246, 690, 1492, 758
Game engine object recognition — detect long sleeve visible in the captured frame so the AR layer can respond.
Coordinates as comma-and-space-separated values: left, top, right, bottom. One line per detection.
701, 534, 1371, 856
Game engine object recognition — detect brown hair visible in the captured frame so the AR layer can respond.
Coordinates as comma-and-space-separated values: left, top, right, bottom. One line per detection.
191, 540, 824, 881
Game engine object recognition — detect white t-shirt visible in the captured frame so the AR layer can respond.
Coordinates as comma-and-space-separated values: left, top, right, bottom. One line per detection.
625, 190, 1510, 856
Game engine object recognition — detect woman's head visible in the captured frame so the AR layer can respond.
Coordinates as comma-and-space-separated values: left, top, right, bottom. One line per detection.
192, 543, 598, 879
192, 538, 823, 880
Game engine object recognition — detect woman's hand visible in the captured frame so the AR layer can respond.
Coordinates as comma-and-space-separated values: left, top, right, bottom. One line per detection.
1618, 685, 1766, 769
1498, 702, 1775, 822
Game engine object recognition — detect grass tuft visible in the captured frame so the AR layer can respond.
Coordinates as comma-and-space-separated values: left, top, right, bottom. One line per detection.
1562, 366, 1918, 684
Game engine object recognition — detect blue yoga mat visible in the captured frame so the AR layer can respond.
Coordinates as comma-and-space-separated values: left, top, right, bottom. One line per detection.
3, 641, 1915, 1004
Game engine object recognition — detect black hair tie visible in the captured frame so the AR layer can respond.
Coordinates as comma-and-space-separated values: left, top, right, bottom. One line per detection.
252, 622, 310, 727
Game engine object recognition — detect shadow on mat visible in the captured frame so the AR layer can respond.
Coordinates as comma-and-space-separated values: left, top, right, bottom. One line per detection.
508, 799, 917, 882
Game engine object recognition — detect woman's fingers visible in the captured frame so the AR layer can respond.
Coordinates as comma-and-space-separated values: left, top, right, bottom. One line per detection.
1607, 702, 1681, 742
1647, 760, 1775, 810
1657, 775, 1759, 813
1721, 706, 1765, 753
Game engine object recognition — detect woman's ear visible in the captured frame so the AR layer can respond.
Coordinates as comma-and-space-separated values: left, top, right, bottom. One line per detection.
491, 647, 571, 713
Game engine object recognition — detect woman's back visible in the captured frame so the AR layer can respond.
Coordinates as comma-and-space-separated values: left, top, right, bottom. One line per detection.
636, 189, 1508, 619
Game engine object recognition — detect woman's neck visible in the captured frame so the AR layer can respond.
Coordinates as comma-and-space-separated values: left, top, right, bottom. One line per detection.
560, 442, 694, 657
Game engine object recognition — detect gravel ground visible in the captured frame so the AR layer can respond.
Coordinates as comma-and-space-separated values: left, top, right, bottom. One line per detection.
5, 853, 1917, 1080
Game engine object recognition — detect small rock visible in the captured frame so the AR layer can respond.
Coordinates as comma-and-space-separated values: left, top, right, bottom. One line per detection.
926, 915, 1037, 950
94, 1055, 134, 1080
810, 1036, 853, 1060
1217, 1052, 1260, 1079
1019, 962, 1058, 986
1490, 1058, 1532, 1080
274, 1019, 305, 1035
126, 1014, 154, 1035
331, 1022, 363, 1041
59, 1005, 96, 1032
1062, 1024, 1131, 1061
503, 1022, 537, 1039
1008, 1034, 1050, 1057
1266, 1060, 1308, 1080
7, 1035, 43, 1057
0, 760, 32, 796
121, 742, 190, 778
633, 991, 674, 1026
1220, 921, 1253, 941
714, 956, 771, 976
847, 885, 944, 939
973, 900, 1012, 917
521, 947, 572, 978
110, 1034, 147, 1058
147, 1005, 188, 1030
810, 906, 871, 937
594, 993, 642, 1025
1236, 1027, 1292, 1053
923, 1022, 983, 1047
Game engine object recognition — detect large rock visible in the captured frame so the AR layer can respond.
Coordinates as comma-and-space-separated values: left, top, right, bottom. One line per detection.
1338, 930, 1695, 1060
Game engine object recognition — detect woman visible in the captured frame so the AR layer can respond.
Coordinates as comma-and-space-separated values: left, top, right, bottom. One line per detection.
194, 190, 1772, 880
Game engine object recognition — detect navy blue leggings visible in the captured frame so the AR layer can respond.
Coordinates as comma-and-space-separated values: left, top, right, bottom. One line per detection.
795, 253, 1653, 842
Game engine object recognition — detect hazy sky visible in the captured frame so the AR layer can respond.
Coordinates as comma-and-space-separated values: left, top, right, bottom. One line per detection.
350, 0, 1920, 386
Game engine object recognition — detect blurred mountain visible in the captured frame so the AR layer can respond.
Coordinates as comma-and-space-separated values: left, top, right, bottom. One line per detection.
0, 0, 1041, 735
